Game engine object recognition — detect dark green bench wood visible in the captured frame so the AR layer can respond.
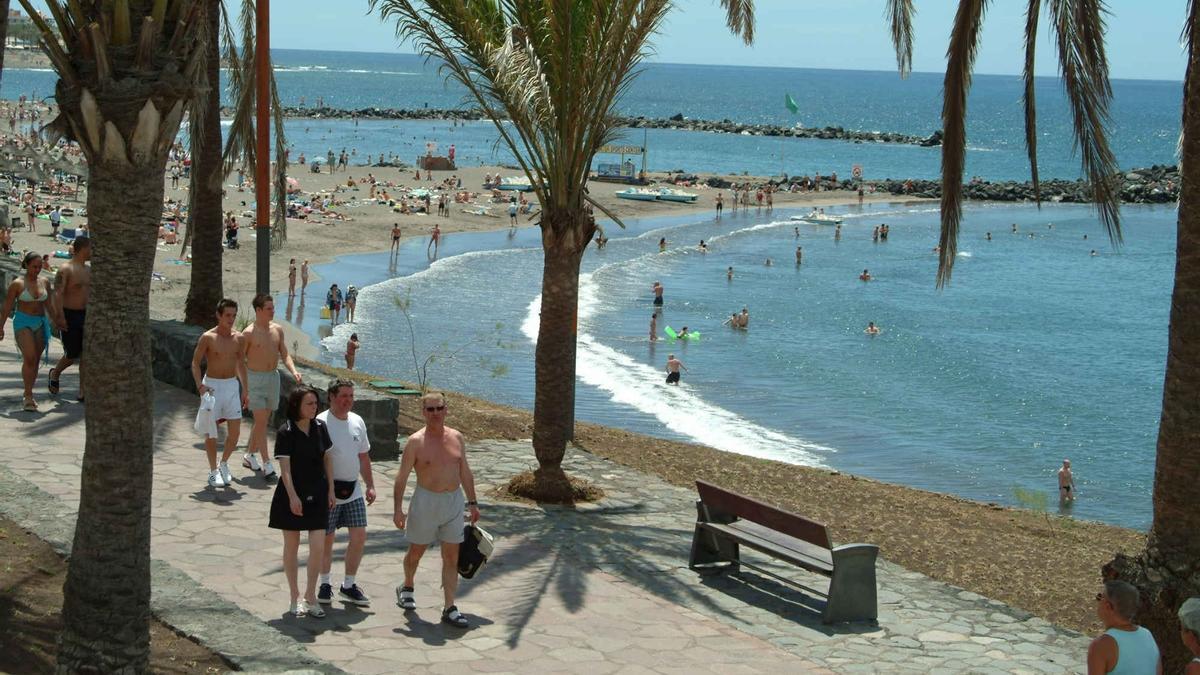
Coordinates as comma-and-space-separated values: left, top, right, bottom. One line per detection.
688, 480, 879, 623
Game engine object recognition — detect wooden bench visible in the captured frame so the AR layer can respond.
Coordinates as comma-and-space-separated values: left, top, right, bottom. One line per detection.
688, 480, 879, 623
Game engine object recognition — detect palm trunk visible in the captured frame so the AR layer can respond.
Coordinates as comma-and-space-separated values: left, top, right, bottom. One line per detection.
1105, 14, 1200, 672
57, 163, 162, 672
184, 0, 224, 327
0, 1, 12, 80
530, 209, 591, 500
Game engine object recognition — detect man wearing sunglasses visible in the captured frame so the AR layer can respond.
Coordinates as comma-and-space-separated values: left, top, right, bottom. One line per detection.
1087, 580, 1162, 675
393, 392, 480, 628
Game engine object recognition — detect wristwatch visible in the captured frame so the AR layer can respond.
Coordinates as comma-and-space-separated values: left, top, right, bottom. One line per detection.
466, 500, 478, 506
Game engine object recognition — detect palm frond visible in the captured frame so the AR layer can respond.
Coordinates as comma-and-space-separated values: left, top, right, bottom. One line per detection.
886, 0, 915, 77
717, 0, 754, 45
1048, 0, 1121, 247
1023, 0, 1041, 205
936, 0, 988, 288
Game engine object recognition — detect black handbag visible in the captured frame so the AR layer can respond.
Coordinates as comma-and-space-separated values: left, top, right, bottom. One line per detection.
333, 479, 357, 500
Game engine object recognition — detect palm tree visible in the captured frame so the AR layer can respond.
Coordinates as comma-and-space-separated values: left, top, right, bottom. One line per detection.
17, 0, 207, 669
184, 0, 289, 327
0, 2, 12, 78
888, 1, 1197, 668
369, 0, 754, 500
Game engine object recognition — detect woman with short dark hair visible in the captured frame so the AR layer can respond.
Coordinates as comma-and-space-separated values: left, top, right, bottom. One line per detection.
269, 386, 334, 617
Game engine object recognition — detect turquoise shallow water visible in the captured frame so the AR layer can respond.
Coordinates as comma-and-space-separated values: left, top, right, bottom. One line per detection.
291, 202, 1174, 531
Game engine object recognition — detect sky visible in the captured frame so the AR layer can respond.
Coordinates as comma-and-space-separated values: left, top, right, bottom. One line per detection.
23, 1, 1189, 81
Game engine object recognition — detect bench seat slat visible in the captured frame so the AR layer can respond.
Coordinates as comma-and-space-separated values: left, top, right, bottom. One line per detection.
700, 521, 834, 575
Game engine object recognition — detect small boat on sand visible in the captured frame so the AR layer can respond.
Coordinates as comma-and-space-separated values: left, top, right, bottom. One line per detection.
616, 188, 660, 202
655, 188, 698, 203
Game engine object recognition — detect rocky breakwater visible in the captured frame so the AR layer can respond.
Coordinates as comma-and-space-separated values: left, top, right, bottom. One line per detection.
875, 165, 1179, 205
241, 105, 941, 147
625, 114, 941, 147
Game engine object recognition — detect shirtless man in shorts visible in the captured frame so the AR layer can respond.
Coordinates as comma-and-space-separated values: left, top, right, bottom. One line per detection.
240, 294, 302, 479
393, 392, 480, 628
1058, 459, 1075, 503
50, 235, 90, 401
191, 299, 249, 488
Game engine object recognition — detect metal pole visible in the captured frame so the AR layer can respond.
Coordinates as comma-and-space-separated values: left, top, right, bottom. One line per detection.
254, 0, 271, 295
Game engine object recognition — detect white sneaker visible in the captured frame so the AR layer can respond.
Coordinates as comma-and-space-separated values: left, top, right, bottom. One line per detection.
242, 453, 261, 472
218, 462, 233, 485
208, 471, 225, 488
262, 460, 277, 478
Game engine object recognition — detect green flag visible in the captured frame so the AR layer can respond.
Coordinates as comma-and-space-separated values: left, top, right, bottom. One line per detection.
785, 93, 799, 114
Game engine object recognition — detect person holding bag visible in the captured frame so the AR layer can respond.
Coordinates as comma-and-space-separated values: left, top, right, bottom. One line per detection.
268, 386, 334, 618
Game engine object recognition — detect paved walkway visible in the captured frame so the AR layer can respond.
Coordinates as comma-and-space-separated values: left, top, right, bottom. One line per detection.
0, 341, 1090, 673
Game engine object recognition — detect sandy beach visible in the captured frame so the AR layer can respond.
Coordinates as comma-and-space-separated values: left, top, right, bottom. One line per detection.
7, 158, 911, 358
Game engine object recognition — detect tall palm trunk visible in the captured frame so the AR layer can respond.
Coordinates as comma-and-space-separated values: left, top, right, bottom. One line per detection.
1105, 13, 1200, 671
531, 208, 592, 498
184, 0, 224, 327
0, 1, 12, 78
58, 162, 163, 671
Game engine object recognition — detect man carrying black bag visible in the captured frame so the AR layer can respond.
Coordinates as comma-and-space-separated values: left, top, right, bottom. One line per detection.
393, 392, 481, 628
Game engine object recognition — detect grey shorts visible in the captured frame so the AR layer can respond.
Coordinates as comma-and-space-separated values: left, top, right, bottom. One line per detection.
246, 368, 280, 412
327, 497, 368, 534
406, 485, 464, 546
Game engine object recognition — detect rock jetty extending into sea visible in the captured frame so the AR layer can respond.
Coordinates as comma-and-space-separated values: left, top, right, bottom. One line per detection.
697, 164, 1179, 205
874, 164, 1179, 205
236, 105, 943, 147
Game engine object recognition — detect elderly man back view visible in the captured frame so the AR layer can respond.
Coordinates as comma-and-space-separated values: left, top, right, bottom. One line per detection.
1087, 580, 1161, 675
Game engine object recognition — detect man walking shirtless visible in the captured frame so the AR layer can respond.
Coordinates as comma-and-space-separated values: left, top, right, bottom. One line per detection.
240, 293, 302, 479
191, 299, 249, 488
50, 235, 90, 400
393, 392, 480, 628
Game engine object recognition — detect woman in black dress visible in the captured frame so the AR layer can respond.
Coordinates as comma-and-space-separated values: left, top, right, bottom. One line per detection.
269, 387, 334, 617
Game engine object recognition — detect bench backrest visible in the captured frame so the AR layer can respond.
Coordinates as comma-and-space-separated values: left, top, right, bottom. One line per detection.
696, 480, 832, 550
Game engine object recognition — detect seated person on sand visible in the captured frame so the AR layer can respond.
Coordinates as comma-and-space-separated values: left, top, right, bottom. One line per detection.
160, 225, 178, 244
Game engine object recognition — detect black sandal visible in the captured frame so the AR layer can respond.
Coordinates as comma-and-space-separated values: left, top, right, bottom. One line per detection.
441, 605, 469, 628
48, 368, 60, 395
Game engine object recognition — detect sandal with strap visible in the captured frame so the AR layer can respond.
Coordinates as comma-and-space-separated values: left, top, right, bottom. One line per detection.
306, 601, 325, 619
441, 605, 469, 628
47, 368, 60, 395
23, 397, 38, 412
396, 586, 416, 610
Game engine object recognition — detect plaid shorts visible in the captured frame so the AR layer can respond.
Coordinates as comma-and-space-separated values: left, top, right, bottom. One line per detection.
326, 497, 368, 534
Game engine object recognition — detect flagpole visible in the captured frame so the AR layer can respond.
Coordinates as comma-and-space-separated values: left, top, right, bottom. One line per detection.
255, 0, 271, 295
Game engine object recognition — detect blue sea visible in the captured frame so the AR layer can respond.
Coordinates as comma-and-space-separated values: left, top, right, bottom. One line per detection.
3, 51, 1181, 529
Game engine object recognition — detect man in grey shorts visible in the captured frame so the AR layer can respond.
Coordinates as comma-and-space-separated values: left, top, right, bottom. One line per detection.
393, 392, 480, 628
241, 294, 302, 479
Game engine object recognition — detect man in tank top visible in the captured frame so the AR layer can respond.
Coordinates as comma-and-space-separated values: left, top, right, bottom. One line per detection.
1086, 580, 1161, 674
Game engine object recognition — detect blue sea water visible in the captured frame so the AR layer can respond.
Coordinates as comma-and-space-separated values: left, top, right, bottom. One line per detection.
2, 51, 1179, 529
290, 201, 1174, 531
0, 49, 1182, 180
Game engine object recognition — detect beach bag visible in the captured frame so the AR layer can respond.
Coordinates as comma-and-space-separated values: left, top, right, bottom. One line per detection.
320, 306, 331, 320
458, 524, 495, 579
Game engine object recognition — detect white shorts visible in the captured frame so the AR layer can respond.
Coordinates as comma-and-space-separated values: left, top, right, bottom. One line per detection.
199, 376, 242, 437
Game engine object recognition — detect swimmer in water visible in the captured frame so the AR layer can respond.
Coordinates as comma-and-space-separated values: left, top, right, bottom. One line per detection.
726, 266, 733, 281
859, 269, 872, 282
865, 321, 880, 335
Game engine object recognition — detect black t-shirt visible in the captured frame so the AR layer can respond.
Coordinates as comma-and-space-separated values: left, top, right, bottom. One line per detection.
274, 418, 332, 495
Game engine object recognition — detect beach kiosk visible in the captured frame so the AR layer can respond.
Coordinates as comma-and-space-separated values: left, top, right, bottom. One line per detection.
593, 143, 648, 185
